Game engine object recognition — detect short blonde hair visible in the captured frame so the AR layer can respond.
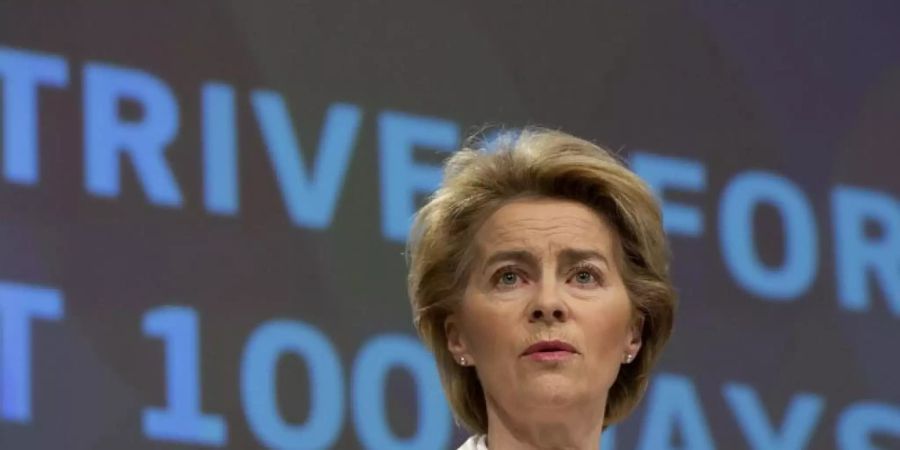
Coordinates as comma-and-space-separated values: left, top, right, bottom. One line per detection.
406, 127, 676, 433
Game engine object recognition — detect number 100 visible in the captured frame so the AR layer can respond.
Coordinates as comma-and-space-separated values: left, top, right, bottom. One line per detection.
142, 305, 451, 449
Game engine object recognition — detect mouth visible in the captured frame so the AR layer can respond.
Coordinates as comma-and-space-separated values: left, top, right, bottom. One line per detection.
521, 340, 579, 362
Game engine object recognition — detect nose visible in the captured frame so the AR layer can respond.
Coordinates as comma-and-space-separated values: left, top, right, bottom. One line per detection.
528, 286, 568, 323
530, 307, 566, 321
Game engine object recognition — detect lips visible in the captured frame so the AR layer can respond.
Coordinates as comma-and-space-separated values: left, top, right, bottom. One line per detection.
522, 340, 578, 356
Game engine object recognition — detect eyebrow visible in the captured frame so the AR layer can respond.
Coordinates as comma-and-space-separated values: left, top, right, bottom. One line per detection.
480, 248, 610, 273
481, 250, 539, 274
558, 249, 610, 269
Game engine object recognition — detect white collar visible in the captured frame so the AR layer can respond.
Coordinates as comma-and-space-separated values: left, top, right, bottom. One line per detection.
457, 435, 488, 450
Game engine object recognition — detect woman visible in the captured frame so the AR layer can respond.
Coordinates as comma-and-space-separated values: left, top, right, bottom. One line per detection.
406, 128, 677, 449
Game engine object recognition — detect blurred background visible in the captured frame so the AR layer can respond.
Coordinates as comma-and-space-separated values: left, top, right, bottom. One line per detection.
0, 1, 898, 449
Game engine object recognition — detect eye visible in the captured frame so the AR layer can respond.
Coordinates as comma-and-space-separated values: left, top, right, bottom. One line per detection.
499, 271, 519, 286
492, 266, 525, 289
574, 271, 594, 284
569, 264, 602, 287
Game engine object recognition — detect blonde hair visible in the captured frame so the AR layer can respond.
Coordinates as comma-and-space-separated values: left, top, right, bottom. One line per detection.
406, 127, 676, 433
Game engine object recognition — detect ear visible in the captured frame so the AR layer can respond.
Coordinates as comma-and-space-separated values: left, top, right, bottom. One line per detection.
625, 313, 644, 360
445, 313, 472, 364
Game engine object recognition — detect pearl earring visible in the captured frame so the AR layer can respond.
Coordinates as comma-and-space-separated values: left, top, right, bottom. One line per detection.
625, 354, 633, 363
459, 356, 467, 366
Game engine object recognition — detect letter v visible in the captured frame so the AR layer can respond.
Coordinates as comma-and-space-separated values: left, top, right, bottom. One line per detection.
251, 90, 362, 229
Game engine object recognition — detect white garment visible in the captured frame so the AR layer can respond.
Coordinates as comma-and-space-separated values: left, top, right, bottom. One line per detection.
457, 435, 488, 450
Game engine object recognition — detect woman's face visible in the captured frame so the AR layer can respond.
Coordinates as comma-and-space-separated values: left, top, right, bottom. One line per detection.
446, 197, 642, 417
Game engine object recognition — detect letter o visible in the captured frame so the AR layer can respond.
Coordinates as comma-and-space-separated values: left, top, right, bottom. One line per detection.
352, 334, 451, 449
241, 319, 344, 449
719, 171, 818, 300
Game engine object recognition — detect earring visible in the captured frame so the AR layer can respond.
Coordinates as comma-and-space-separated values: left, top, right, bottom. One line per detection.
459, 356, 467, 366
625, 354, 633, 363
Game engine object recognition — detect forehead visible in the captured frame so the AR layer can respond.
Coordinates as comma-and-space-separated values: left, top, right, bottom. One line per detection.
473, 197, 617, 255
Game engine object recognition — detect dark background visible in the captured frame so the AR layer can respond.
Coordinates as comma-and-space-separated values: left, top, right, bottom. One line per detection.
0, 1, 898, 449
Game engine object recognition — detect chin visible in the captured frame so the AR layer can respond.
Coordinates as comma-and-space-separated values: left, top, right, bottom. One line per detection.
525, 375, 583, 406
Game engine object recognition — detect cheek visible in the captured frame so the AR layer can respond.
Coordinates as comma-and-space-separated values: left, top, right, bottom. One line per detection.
580, 297, 632, 360
459, 292, 523, 360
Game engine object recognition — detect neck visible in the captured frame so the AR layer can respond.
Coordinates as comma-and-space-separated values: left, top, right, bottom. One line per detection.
482, 393, 606, 450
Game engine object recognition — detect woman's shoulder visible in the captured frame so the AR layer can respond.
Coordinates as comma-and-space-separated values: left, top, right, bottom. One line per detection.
457, 435, 488, 450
